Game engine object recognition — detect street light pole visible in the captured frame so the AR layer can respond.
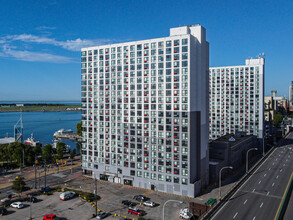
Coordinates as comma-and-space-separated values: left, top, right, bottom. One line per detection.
162, 200, 183, 220
219, 166, 233, 200
246, 148, 258, 173
94, 174, 98, 217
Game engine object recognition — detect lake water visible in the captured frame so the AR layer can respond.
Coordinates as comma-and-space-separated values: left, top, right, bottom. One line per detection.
0, 111, 81, 151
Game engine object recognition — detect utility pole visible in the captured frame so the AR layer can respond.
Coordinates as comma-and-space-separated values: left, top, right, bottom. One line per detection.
29, 195, 32, 219
94, 175, 97, 217
38, 172, 40, 188
22, 148, 25, 167
34, 159, 37, 189
44, 163, 47, 188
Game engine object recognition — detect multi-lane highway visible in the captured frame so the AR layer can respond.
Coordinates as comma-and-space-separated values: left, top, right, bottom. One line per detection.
211, 131, 293, 220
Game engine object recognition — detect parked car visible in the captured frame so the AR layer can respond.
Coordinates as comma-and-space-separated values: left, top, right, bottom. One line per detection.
43, 214, 57, 220
41, 186, 51, 192
128, 207, 145, 216
60, 191, 76, 201
96, 211, 109, 219
133, 195, 148, 202
179, 207, 193, 219
122, 200, 137, 206
0, 207, 8, 216
10, 201, 24, 209
143, 200, 155, 207
43, 214, 65, 220
25, 196, 38, 203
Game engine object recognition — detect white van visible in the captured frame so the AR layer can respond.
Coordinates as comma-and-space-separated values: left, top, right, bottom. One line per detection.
60, 191, 76, 201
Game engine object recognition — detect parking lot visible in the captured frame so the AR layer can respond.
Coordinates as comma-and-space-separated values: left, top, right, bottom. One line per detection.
67, 176, 195, 220
0, 169, 223, 220
1, 192, 93, 220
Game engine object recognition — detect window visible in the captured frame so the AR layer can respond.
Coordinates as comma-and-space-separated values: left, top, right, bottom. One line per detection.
182, 38, 188, 45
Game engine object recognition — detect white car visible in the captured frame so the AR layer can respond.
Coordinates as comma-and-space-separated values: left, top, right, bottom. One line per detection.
179, 208, 193, 219
60, 191, 76, 201
10, 202, 24, 209
143, 200, 155, 207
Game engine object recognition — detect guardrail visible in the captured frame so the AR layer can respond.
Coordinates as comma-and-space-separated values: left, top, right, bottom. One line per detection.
202, 131, 292, 220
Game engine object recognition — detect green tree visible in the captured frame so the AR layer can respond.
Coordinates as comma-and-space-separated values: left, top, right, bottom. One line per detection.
56, 142, 66, 159
70, 148, 76, 160
12, 176, 26, 193
76, 122, 82, 136
8, 142, 25, 167
33, 145, 42, 157
273, 112, 283, 127
42, 144, 53, 163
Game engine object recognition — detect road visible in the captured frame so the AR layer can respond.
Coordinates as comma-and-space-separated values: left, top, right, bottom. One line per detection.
211, 131, 293, 220
0, 166, 81, 200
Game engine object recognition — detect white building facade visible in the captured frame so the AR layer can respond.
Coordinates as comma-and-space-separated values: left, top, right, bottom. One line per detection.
81, 25, 209, 197
209, 58, 265, 141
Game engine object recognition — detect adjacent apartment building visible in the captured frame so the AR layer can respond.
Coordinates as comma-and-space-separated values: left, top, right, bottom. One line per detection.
209, 58, 265, 142
81, 25, 209, 197
289, 81, 293, 106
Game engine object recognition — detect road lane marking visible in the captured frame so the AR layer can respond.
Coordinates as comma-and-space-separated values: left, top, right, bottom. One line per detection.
273, 163, 275, 165
260, 202, 263, 208
267, 191, 270, 196
264, 174, 267, 177
253, 188, 255, 192
233, 212, 238, 218
253, 216, 256, 220
258, 180, 262, 184
272, 183, 275, 187
210, 146, 279, 220
276, 175, 279, 179
244, 199, 247, 204
269, 168, 271, 171
280, 169, 283, 172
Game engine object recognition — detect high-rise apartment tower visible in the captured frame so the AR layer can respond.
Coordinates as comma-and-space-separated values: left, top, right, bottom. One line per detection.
81, 25, 209, 197
209, 58, 265, 141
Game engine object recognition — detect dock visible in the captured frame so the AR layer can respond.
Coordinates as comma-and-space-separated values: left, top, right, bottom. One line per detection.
53, 133, 82, 141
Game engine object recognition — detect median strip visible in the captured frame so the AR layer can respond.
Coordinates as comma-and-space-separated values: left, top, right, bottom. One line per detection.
274, 172, 293, 220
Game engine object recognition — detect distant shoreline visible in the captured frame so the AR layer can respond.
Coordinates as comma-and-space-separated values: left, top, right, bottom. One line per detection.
0, 105, 81, 113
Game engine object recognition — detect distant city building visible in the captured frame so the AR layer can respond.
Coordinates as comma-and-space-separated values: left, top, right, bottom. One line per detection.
289, 81, 293, 106
209, 133, 257, 183
81, 25, 210, 197
209, 57, 265, 141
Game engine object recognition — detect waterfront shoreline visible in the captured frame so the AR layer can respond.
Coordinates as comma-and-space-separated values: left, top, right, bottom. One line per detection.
0, 105, 81, 113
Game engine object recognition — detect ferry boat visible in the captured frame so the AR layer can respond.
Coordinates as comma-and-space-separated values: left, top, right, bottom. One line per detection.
24, 133, 42, 147
53, 129, 73, 137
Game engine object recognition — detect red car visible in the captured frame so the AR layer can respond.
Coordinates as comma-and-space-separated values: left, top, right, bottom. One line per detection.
128, 207, 145, 216
43, 215, 56, 220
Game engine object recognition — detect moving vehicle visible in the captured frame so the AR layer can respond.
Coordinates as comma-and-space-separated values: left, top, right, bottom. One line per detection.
143, 200, 155, 207
96, 211, 109, 219
0, 207, 8, 216
128, 207, 145, 216
10, 201, 24, 209
121, 200, 137, 206
60, 191, 76, 200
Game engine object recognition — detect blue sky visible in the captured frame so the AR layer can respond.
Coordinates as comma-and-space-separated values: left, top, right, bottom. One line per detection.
0, 0, 292, 101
